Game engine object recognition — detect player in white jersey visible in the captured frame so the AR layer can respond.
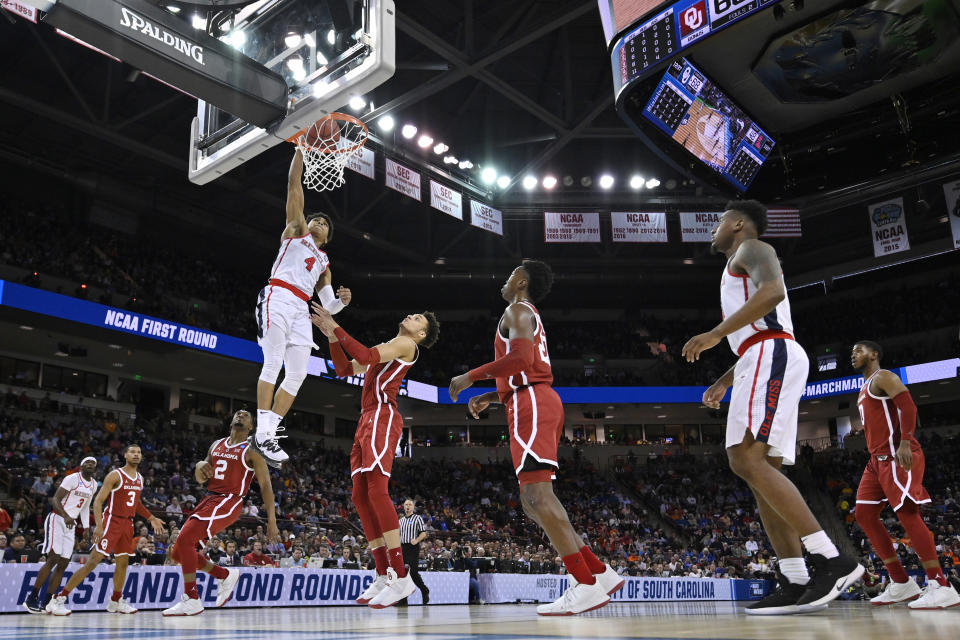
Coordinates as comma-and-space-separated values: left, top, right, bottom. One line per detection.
682, 200, 862, 614
253, 148, 352, 466
22, 456, 98, 613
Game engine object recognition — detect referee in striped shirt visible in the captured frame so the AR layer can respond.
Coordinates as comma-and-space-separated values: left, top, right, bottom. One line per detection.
399, 498, 429, 605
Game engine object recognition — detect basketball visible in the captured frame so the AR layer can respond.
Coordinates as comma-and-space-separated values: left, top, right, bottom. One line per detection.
304, 118, 340, 151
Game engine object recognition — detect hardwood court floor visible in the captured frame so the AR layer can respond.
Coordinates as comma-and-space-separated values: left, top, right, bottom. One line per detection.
2, 601, 958, 640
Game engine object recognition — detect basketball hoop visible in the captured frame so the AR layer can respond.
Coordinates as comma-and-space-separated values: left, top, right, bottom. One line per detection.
288, 113, 368, 192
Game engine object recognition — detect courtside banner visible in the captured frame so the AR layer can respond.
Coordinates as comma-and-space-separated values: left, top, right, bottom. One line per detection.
942, 179, 960, 249
544, 212, 601, 243
611, 212, 668, 243
479, 574, 760, 604
430, 180, 463, 220
345, 146, 375, 180
679, 211, 721, 242
1, 565, 468, 612
868, 197, 910, 257
470, 201, 503, 236
2, 0, 37, 22
385, 158, 422, 201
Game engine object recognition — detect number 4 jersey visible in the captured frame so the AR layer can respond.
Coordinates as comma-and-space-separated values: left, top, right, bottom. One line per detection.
267, 233, 329, 299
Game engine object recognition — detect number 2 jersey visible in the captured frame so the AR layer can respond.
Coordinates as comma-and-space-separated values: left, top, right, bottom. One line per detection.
206, 437, 256, 497
494, 300, 553, 403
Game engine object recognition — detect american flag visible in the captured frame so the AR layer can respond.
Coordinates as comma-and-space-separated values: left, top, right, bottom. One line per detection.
761, 208, 801, 238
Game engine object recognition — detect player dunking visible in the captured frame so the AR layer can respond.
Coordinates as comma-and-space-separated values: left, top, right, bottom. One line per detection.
53, 445, 165, 615
851, 340, 960, 609
311, 304, 439, 609
683, 201, 863, 614
449, 260, 623, 616
163, 409, 279, 616
253, 148, 352, 467
22, 457, 98, 615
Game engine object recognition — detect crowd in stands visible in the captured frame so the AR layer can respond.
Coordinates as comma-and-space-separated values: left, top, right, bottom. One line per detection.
3, 196, 957, 390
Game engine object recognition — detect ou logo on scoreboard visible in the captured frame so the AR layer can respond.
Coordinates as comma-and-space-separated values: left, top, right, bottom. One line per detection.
683, 5, 705, 30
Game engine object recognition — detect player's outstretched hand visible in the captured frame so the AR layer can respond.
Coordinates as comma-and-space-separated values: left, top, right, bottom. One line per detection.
266, 522, 280, 544
149, 516, 166, 536
336, 286, 352, 306
310, 302, 339, 337
449, 373, 472, 402
467, 394, 491, 419
682, 330, 722, 363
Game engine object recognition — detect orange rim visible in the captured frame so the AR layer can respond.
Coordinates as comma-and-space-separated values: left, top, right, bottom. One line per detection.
286, 112, 368, 155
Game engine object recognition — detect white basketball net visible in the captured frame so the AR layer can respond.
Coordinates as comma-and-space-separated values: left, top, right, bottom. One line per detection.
295, 116, 368, 192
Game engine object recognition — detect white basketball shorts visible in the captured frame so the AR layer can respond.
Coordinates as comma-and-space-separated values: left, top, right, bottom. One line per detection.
255, 284, 314, 350
41, 512, 76, 559
727, 337, 809, 465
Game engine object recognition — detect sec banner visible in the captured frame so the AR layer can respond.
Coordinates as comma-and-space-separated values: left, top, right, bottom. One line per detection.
611, 212, 668, 243
470, 201, 503, 236
942, 179, 960, 249
385, 158, 421, 201
679, 211, 721, 242
430, 180, 463, 220
345, 146, 375, 180
867, 197, 910, 257
544, 212, 601, 243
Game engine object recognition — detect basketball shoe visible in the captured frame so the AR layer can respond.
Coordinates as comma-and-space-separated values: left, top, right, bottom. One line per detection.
357, 574, 389, 604
795, 553, 865, 608
567, 564, 625, 596
870, 578, 921, 606
536, 581, 610, 616
249, 419, 288, 468
216, 568, 241, 607
163, 594, 204, 616
22, 592, 43, 614
106, 597, 138, 614
907, 582, 960, 609
45, 595, 70, 616
368, 567, 416, 609
745, 570, 826, 615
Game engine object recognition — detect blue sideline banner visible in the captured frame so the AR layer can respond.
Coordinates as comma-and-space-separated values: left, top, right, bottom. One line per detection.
1, 564, 468, 612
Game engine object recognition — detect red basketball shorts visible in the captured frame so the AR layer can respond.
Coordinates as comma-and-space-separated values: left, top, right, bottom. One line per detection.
506, 384, 564, 486
351, 404, 403, 478
98, 513, 135, 557
856, 442, 931, 512
187, 493, 245, 540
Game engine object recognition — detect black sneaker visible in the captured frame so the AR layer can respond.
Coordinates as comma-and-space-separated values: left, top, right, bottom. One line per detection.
796, 553, 865, 608
422, 591, 430, 605
745, 571, 805, 615
247, 435, 285, 469
22, 592, 43, 614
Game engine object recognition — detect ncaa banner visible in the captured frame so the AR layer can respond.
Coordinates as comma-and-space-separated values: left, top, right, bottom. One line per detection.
544, 212, 601, 243
679, 211, 721, 242
2, 1, 37, 22
2, 564, 467, 612
611, 212, 668, 243
942, 179, 960, 249
345, 146, 375, 180
385, 158, 421, 201
470, 201, 503, 236
479, 574, 752, 604
430, 180, 463, 220
868, 197, 910, 257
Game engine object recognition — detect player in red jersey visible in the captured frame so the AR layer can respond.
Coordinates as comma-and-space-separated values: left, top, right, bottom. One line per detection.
163, 409, 279, 616
449, 260, 623, 616
311, 303, 439, 609
851, 340, 960, 609
54, 444, 165, 615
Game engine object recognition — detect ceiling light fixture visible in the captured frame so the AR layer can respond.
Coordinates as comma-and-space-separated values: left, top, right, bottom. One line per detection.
630, 175, 645, 189
417, 134, 433, 148
433, 142, 449, 155
284, 32, 302, 48
378, 115, 394, 131
348, 95, 366, 111
401, 124, 417, 139
542, 175, 557, 189
522, 175, 537, 190
496, 175, 510, 189
481, 168, 497, 184
599, 174, 614, 189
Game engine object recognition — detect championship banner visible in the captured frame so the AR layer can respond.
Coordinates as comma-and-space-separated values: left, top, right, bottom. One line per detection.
544, 212, 601, 243
867, 197, 910, 257
430, 180, 463, 220
2, 0, 37, 22
385, 158, 421, 201
470, 201, 503, 236
611, 212, 668, 243
942, 179, 960, 249
345, 146, 375, 180
679, 211, 721, 242
1, 565, 468, 612
479, 574, 760, 604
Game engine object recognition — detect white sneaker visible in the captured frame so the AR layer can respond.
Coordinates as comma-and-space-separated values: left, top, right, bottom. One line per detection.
567, 564, 625, 596
106, 597, 137, 614
250, 424, 288, 467
357, 573, 389, 604
45, 595, 71, 616
216, 568, 240, 607
908, 581, 960, 610
162, 594, 204, 617
871, 579, 922, 606
368, 567, 416, 609
536, 581, 610, 616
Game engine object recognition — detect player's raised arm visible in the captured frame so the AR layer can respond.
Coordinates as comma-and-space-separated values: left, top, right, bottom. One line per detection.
248, 449, 279, 543
283, 148, 307, 239
314, 268, 350, 314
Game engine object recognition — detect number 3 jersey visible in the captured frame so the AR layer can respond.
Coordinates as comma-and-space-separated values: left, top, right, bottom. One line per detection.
268, 233, 329, 298
494, 300, 554, 403
104, 468, 143, 518
57, 471, 95, 527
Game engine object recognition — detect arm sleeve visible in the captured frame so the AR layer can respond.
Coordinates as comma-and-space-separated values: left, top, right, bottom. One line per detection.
328, 341, 354, 377
467, 338, 535, 382
333, 327, 381, 365
135, 497, 154, 520
892, 390, 917, 442
318, 285, 346, 315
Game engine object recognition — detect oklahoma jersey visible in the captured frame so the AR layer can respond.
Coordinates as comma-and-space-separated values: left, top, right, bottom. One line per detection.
359, 351, 417, 412
104, 468, 143, 519
494, 300, 553, 403
857, 371, 908, 457
721, 262, 795, 356
268, 233, 329, 298
352, 350, 417, 477
206, 437, 255, 497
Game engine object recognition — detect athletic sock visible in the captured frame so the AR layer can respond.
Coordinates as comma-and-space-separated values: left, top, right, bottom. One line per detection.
111, 590, 122, 602
388, 547, 407, 578
562, 552, 597, 585
372, 546, 389, 576
185, 581, 199, 600
884, 559, 909, 583
925, 566, 949, 588
256, 410, 271, 438
800, 531, 839, 559
579, 545, 606, 574
209, 564, 229, 580
58, 588, 71, 598
778, 557, 810, 586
